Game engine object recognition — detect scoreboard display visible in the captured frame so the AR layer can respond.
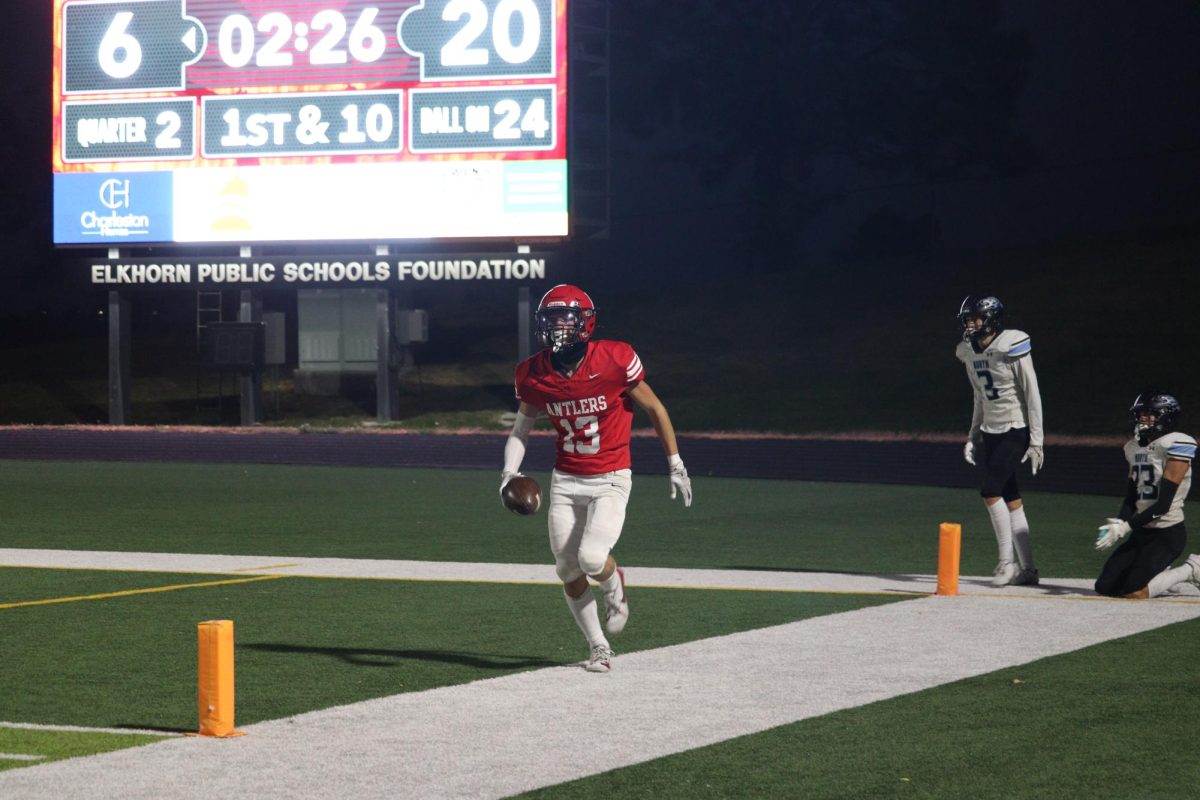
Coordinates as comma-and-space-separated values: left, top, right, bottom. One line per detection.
52, 0, 568, 245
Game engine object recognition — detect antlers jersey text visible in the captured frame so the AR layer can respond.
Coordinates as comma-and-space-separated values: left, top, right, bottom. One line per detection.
515, 340, 645, 475
1124, 431, 1196, 527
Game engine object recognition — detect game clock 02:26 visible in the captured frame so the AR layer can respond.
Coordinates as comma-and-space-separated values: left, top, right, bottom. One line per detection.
62, 0, 555, 93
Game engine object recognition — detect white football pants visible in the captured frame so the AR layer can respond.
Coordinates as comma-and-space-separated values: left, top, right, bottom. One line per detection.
548, 468, 632, 582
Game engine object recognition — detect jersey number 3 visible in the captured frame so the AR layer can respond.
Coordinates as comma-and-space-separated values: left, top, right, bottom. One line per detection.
558, 416, 600, 454
975, 370, 1000, 400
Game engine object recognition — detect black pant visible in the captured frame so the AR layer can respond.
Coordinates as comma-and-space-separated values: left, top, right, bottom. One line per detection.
1094, 522, 1187, 597
978, 428, 1030, 501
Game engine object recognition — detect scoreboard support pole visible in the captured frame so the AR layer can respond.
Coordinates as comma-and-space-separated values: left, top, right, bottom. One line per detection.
375, 246, 400, 422
107, 249, 132, 425
518, 287, 533, 363
237, 251, 263, 426
237, 290, 263, 426
376, 289, 400, 422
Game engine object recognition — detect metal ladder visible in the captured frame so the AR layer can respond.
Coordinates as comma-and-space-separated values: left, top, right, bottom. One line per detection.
195, 291, 227, 420
196, 291, 225, 349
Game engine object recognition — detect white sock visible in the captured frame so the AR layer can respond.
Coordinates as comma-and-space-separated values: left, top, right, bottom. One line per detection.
1148, 563, 1193, 598
564, 588, 607, 648
987, 502, 1014, 564
599, 568, 621, 596
1009, 506, 1036, 571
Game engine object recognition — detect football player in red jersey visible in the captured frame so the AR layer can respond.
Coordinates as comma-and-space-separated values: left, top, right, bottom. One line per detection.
501, 284, 693, 673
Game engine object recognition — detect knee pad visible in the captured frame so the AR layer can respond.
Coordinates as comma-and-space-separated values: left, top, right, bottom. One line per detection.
577, 545, 609, 577
555, 556, 583, 583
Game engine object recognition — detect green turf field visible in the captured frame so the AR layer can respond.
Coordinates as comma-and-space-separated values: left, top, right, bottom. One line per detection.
518, 614, 1200, 800
0, 567, 903, 729
0, 727, 167, 773
1, 459, 1197, 797
0, 459, 1175, 577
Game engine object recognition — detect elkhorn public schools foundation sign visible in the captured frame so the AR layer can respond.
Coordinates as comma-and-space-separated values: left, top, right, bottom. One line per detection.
80, 254, 550, 289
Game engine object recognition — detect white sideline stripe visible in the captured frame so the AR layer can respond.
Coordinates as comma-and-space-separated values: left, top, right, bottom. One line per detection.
0, 722, 174, 737
0, 754, 45, 762
0, 547, 1171, 600
2, 595, 1198, 799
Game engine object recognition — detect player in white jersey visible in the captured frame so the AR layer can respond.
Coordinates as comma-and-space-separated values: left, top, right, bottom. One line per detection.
1094, 392, 1200, 598
955, 295, 1045, 587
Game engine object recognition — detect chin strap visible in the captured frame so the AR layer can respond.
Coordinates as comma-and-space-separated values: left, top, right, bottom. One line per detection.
1135, 424, 1163, 446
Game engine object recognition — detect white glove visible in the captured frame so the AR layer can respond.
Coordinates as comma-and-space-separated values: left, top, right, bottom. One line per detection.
668, 454, 693, 508
499, 471, 522, 508
1022, 445, 1044, 475
1095, 518, 1131, 551
963, 441, 976, 466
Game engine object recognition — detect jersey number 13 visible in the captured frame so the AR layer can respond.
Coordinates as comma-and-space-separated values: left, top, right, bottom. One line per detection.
557, 416, 600, 454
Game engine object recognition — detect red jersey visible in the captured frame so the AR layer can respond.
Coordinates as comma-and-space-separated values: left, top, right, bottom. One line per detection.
515, 340, 645, 474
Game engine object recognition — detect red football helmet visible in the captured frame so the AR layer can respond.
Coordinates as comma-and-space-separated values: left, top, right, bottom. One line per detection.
535, 284, 596, 352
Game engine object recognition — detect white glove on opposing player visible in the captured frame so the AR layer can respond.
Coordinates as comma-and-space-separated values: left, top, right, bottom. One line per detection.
499, 471, 523, 508
668, 454, 693, 508
1022, 445, 1044, 475
963, 441, 976, 466
1095, 518, 1131, 550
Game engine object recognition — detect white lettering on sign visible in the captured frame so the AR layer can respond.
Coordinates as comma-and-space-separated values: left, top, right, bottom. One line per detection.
80, 211, 150, 235
281, 261, 392, 282
419, 106, 464, 134
76, 116, 148, 148
91, 263, 193, 284
197, 263, 277, 283
221, 109, 293, 147
85, 258, 545, 285
395, 258, 545, 281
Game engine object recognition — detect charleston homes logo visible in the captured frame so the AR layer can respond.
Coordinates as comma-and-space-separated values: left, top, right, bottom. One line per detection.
81, 178, 150, 237
99, 178, 130, 209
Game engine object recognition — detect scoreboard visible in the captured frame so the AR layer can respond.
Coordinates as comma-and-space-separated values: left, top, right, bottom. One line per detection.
52, 0, 568, 245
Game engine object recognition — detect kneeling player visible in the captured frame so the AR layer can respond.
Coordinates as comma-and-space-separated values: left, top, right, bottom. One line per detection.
1094, 392, 1200, 598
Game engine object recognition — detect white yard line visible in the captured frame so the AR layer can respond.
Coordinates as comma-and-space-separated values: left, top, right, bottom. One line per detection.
0, 722, 174, 738
0, 546, 1164, 598
2, 550, 1199, 799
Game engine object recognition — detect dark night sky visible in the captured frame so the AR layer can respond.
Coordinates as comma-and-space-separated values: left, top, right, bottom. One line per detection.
1, 1, 1197, 299
963, 1, 1198, 244
602, 0, 1199, 273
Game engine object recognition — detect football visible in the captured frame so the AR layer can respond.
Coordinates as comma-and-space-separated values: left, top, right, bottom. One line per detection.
502, 475, 542, 515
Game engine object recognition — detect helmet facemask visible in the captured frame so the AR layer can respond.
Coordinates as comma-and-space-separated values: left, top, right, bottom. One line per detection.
1131, 393, 1180, 445
959, 313, 994, 344
534, 285, 597, 364
958, 296, 1004, 344
536, 307, 591, 356
1134, 412, 1161, 445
